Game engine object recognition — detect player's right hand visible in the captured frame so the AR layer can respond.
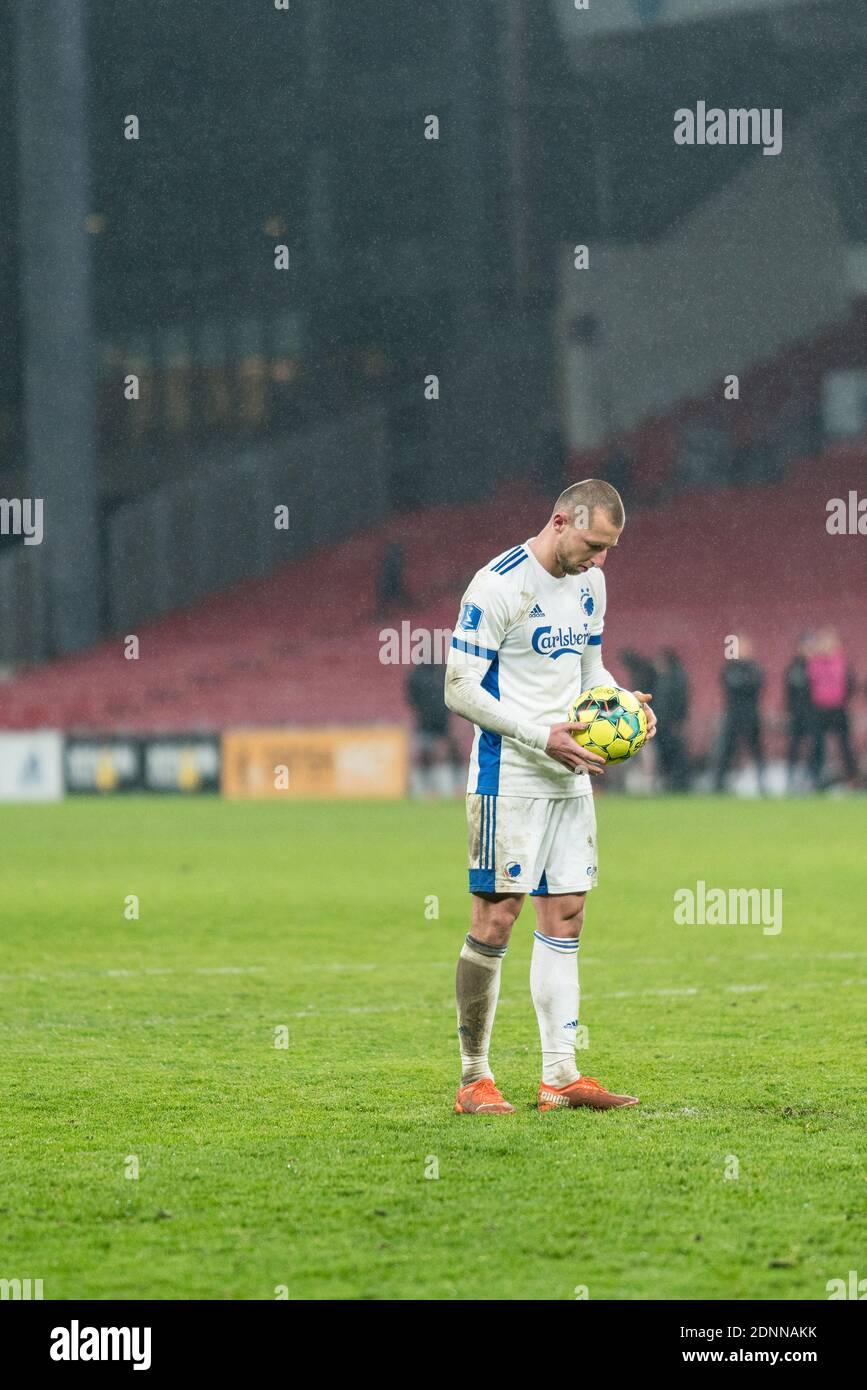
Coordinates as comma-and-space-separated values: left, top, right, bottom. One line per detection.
545, 721, 606, 775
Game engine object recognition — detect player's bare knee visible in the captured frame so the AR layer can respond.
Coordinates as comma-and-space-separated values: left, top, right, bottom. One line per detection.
570, 900, 586, 934
471, 891, 523, 945
536, 892, 586, 937
557, 904, 585, 936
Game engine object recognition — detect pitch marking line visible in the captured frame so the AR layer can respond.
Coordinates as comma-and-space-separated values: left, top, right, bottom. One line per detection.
285, 977, 866, 1018
0, 966, 268, 982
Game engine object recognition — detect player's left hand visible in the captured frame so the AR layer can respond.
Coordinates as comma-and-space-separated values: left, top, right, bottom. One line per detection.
633, 690, 657, 740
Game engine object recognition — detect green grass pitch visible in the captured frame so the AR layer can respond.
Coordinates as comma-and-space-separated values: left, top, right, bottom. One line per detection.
1, 795, 864, 1301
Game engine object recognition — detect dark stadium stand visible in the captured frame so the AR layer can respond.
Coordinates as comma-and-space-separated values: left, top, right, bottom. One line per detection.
0, 440, 865, 761
578, 298, 867, 503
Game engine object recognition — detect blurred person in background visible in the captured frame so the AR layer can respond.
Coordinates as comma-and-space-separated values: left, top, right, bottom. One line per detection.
784, 632, 816, 793
620, 649, 657, 700
807, 627, 859, 790
407, 659, 461, 797
654, 648, 691, 791
532, 415, 566, 498
620, 648, 660, 788
714, 637, 766, 794
602, 445, 633, 506
376, 541, 409, 617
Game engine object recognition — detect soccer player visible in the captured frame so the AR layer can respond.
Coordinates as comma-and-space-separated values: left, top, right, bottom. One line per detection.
444, 479, 656, 1114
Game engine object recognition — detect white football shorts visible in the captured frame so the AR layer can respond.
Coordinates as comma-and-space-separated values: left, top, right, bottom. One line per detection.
467, 792, 598, 896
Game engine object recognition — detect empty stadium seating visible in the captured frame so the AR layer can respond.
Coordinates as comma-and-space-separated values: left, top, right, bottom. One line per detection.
0, 438, 864, 762
2, 293, 866, 762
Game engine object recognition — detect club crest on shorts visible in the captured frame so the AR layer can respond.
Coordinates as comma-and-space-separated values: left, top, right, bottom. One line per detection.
504, 861, 522, 879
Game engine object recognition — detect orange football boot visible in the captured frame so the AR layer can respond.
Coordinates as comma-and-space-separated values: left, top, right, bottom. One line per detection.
454, 1077, 516, 1114
537, 1075, 639, 1111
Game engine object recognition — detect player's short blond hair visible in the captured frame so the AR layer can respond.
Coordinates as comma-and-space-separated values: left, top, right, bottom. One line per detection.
553, 479, 625, 529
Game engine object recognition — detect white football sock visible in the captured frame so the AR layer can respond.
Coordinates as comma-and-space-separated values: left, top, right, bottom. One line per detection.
531, 930, 581, 1087
455, 933, 507, 1085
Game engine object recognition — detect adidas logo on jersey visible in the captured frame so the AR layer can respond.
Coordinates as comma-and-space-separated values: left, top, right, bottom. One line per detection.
528, 603, 545, 618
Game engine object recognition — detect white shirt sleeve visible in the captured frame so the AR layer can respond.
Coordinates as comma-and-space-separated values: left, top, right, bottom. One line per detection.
445, 574, 550, 752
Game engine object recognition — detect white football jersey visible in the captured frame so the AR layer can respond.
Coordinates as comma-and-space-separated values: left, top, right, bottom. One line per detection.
448, 539, 612, 798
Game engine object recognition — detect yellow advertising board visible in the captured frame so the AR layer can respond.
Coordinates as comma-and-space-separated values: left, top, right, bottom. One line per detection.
222, 727, 409, 799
